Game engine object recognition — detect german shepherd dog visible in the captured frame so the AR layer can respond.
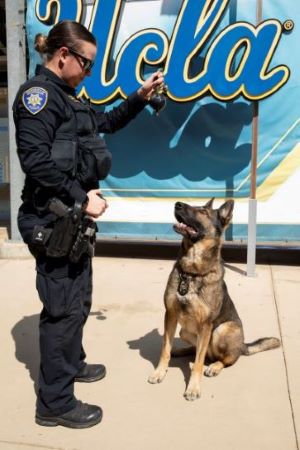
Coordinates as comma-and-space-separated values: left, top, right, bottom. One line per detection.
148, 199, 280, 401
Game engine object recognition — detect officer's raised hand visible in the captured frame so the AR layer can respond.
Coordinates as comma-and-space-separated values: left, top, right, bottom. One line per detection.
85, 189, 108, 218
137, 70, 164, 100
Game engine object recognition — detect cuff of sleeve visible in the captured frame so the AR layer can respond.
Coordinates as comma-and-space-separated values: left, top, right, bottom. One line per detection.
81, 195, 89, 210
128, 91, 148, 108
65, 180, 88, 205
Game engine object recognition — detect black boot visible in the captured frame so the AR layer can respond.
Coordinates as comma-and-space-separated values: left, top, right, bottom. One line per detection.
35, 401, 102, 428
75, 363, 106, 383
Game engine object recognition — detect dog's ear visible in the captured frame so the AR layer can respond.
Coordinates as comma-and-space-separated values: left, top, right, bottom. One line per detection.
204, 197, 215, 209
218, 199, 234, 228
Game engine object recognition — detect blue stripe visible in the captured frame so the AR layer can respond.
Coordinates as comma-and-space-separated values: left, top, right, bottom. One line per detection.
97, 222, 300, 242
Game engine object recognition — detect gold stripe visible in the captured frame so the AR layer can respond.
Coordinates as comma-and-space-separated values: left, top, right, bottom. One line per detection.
236, 118, 300, 192
257, 142, 300, 200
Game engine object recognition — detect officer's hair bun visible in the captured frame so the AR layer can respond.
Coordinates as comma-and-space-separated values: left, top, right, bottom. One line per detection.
34, 33, 48, 54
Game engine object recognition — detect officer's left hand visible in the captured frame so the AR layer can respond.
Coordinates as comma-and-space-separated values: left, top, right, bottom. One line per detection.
138, 71, 164, 100
85, 188, 108, 220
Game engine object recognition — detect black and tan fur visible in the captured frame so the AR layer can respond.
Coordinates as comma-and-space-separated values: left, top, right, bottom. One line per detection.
148, 198, 280, 401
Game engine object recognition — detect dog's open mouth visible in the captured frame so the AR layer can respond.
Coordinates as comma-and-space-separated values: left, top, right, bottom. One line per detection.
173, 221, 197, 237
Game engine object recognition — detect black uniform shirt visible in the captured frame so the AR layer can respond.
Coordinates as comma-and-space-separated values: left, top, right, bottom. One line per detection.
14, 65, 147, 206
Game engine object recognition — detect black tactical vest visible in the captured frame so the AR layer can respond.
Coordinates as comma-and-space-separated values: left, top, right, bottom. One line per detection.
15, 73, 112, 186
43, 75, 112, 184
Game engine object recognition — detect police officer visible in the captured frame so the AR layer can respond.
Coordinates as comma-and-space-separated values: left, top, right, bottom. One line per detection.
13, 20, 164, 429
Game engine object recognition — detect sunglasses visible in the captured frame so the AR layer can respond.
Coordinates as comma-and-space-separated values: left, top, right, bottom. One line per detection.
68, 48, 95, 72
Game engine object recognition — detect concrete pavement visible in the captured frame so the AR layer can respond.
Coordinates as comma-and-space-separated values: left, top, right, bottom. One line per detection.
0, 256, 299, 450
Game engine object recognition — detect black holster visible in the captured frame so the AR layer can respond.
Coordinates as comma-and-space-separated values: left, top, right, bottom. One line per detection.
69, 217, 96, 263
45, 199, 81, 258
31, 199, 95, 261
46, 216, 78, 258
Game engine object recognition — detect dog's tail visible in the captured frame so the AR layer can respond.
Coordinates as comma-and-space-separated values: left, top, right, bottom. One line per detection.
242, 337, 280, 356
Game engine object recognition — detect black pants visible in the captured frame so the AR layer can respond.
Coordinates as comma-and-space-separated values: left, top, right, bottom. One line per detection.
35, 255, 92, 416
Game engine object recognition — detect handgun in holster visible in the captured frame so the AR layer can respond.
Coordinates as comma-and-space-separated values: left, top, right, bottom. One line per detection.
69, 216, 96, 263
45, 198, 83, 258
31, 197, 96, 261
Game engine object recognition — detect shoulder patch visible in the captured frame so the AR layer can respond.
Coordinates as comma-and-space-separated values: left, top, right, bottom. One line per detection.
22, 87, 48, 115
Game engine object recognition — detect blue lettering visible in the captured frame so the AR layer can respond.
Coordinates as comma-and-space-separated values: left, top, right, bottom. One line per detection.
35, 0, 82, 23
165, 0, 289, 101
165, 0, 228, 100
205, 21, 289, 100
35, 0, 290, 103
82, 0, 168, 102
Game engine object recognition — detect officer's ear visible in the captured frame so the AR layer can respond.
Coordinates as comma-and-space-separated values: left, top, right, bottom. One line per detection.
58, 46, 69, 67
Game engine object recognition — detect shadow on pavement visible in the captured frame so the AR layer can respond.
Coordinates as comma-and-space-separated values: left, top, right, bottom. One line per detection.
224, 263, 247, 276
10, 309, 106, 397
89, 309, 107, 320
127, 329, 194, 387
11, 314, 40, 395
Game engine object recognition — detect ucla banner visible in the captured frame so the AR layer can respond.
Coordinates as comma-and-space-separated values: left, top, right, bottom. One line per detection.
26, 0, 300, 241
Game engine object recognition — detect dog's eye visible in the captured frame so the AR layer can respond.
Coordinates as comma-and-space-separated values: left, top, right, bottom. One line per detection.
199, 208, 209, 216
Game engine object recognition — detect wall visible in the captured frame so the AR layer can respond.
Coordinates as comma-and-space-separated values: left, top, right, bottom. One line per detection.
26, 0, 300, 242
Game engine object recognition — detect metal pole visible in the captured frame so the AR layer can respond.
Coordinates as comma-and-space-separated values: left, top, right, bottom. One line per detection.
246, 0, 262, 277
5, 0, 26, 240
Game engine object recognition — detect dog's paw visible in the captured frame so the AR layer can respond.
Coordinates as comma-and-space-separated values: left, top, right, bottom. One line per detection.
204, 362, 224, 377
184, 386, 201, 401
148, 369, 167, 384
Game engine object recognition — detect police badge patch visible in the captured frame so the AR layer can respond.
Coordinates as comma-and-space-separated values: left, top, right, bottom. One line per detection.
22, 87, 48, 115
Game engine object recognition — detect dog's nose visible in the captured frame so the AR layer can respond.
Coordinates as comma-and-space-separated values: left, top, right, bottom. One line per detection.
175, 202, 184, 210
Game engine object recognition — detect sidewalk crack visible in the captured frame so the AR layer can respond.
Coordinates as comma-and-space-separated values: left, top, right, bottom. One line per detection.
270, 265, 299, 450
